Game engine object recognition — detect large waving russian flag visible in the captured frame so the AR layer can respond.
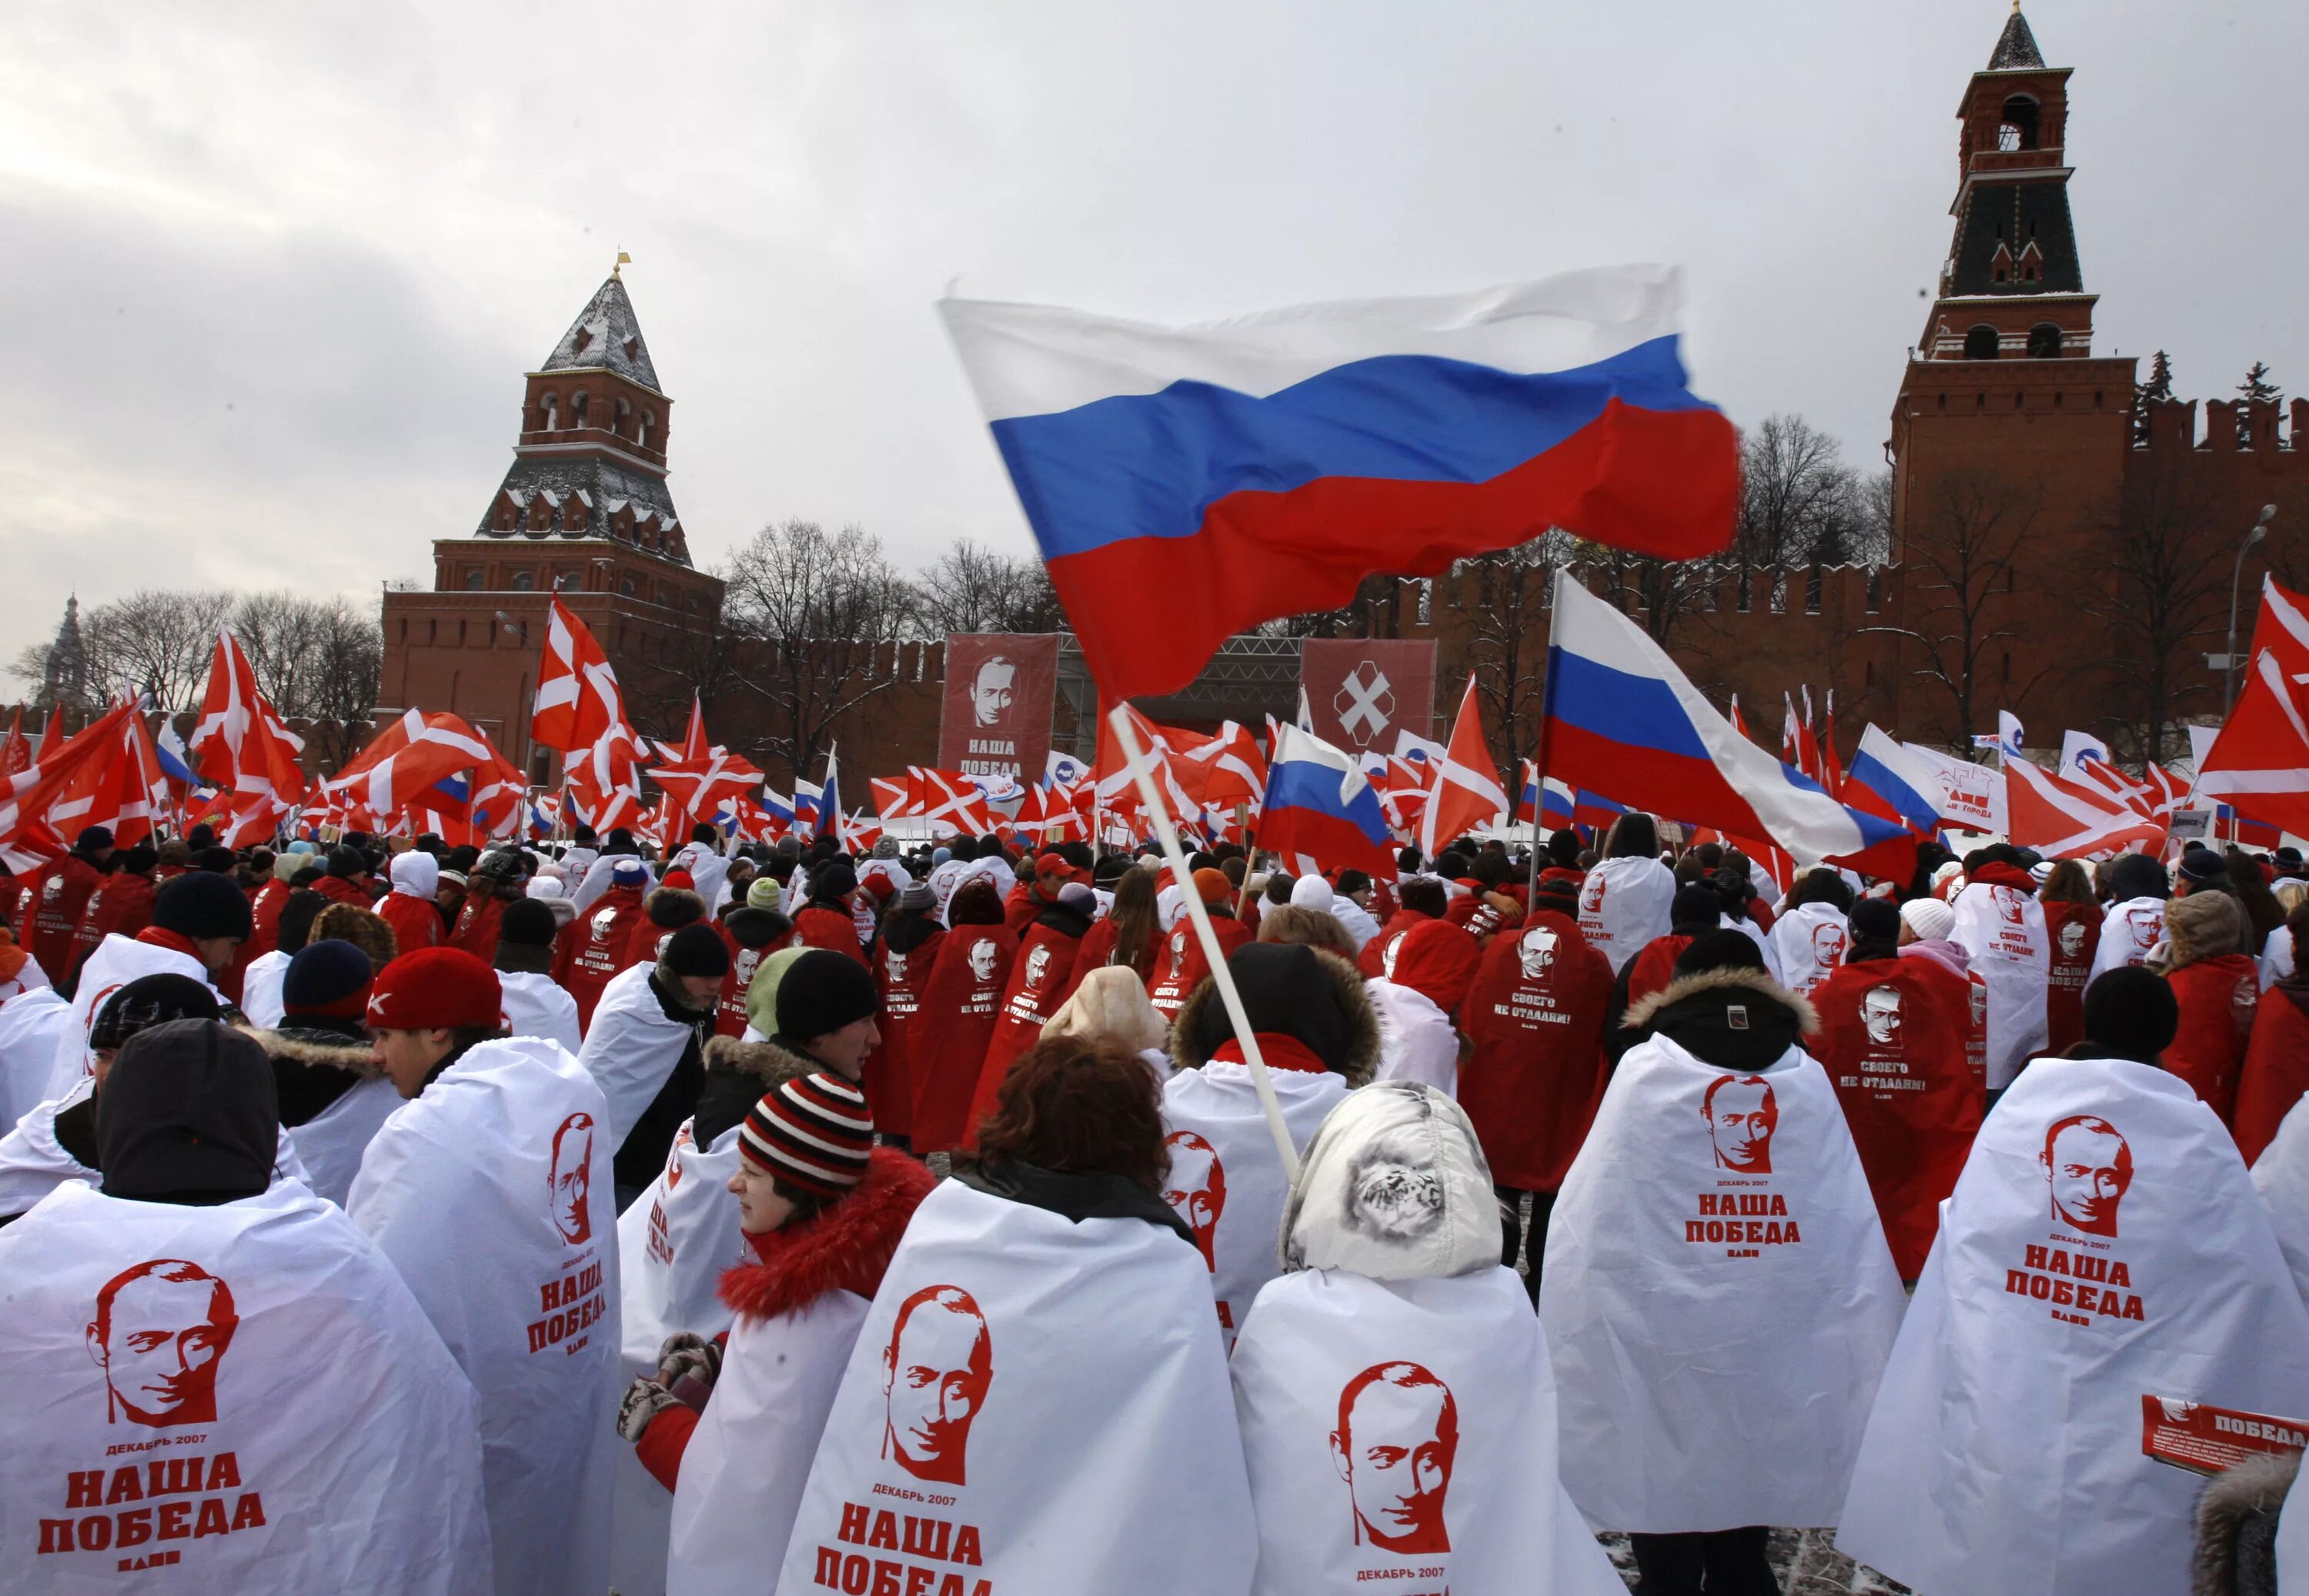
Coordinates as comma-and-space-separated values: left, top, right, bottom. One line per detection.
1259, 725, 1399, 881
1842, 724, 1947, 836
1543, 574, 1915, 876
941, 266, 1738, 699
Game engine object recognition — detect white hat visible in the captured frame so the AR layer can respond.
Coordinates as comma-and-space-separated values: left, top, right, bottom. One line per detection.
1900, 898, 1955, 943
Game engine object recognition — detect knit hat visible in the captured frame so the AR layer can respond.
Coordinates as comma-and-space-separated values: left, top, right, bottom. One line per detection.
1849, 898, 1903, 947
1041, 965, 1168, 1053
1055, 882, 1096, 915
743, 947, 814, 1039
89, 973, 222, 1053
1900, 898, 1956, 943
661, 922, 731, 979
738, 1072, 874, 1196
327, 845, 365, 878
282, 940, 376, 1020
747, 876, 785, 913
861, 873, 895, 904
812, 860, 858, 900
366, 948, 503, 1031
152, 871, 255, 941
1670, 883, 1722, 929
98, 1020, 277, 1203
774, 948, 881, 1040
2081, 967, 2180, 1063
2109, 852, 2173, 903
1672, 929, 1768, 978
932, 846, 952, 866
1191, 867, 1231, 906
497, 898, 560, 948
872, 836, 901, 860
2177, 847, 2228, 886
662, 868, 697, 891
610, 859, 650, 890
897, 880, 935, 915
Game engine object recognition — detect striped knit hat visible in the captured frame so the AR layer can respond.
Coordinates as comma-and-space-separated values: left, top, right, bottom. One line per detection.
739, 1072, 874, 1196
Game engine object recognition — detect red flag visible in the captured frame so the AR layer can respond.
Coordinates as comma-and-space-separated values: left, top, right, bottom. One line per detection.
1093, 703, 1198, 823
1419, 673, 1509, 853
190, 630, 307, 806
2194, 649, 2309, 839
323, 710, 494, 816
0, 710, 30, 778
1173, 720, 1267, 810
1817, 690, 1843, 797
47, 707, 171, 847
0, 703, 145, 851
2005, 758, 2165, 858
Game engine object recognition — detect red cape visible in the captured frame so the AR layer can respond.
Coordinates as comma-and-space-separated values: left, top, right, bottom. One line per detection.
447, 893, 503, 963
865, 925, 945, 1140
1357, 909, 1432, 979
2237, 986, 2309, 1164
962, 920, 1091, 1147
378, 890, 443, 957
791, 903, 866, 964
1148, 913, 1251, 1021
1457, 909, 1612, 1191
551, 884, 648, 1032
909, 921, 1018, 1154
2040, 899, 2100, 1057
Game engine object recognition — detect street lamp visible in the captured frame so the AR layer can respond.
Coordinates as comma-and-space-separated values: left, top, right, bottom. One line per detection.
2226, 504, 2278, 714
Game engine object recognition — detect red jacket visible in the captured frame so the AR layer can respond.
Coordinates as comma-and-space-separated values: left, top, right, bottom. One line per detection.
1809, 957, 1983, 1278
18, 856, 101, 983
2237, 983, 2309, 1165
2040, 899, 2100, 1057
2164, 953, 2261, 1125
447, 893, 504, 963
791, 903, 867, 965
1457, 910, 1612, 1191
861, 924, 943, 1136
377, 890, 443, 958
313, 873, 369, 907
1147, 913, 1251, 1022
246, 879, 292, 960
909, 922, 1017, 1154
551, 885, 649, 1033
68, 871, 155, 973
963, 917, 1092, 1146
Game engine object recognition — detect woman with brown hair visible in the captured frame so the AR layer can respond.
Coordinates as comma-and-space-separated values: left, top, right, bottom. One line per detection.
770, 1033, 1256, 1594
1074, 863, 1159, 982
2037, 858, 2101, 1056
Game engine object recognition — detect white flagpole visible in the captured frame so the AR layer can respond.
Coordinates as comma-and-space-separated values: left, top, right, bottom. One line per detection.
1108, 703, 1298, 1180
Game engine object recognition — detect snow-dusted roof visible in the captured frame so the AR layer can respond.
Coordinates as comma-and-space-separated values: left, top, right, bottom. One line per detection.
538, 276, 663, 392
1987, 9, 2044, 70
476, 452, 690, 566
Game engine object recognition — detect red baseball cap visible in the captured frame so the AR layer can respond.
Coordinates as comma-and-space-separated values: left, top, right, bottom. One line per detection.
366, 947, 503, 1031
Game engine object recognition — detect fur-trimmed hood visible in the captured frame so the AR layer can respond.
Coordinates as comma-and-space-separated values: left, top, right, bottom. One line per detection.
718, 1147, 935, 1324
249, 1025, 384, 1077
1621, 963, 1816, 1074
2193, 1448, 2295, 1596
2163, 889, 2246, 971
1168, 945, 1380, 1087
700, 1030, 820, 1087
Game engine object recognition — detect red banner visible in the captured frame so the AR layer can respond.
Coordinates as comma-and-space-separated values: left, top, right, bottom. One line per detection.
2140, 1394, 2308, 1476
1300, 639, 1437, 757
939, 634, 1060, 785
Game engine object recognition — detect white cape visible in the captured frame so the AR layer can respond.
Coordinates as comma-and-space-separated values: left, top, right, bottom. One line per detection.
500, 968, 582, 1054
576, 960, 692, 1147
1231, 1266, 1622, 1596
667, 1291, 870, 1596
0, 1179, 491, 1594
0, 987, 73, 1132
238, 949, 290, 1030
774, 1178, 1256, 1596
1574, 856, 1676, 973
1365, 980, 1459, 1096
285, 1073, 401, 1209
2252, 1090, 2309, 1309
609, 1117, 748, 1596
1766, 901, 1849, 1000
1950, 879, 2050, 1089
2091, 896, 2168, 981
44, 934, 218, 1102
347, 1037, 621, 1596
1838, 1057, 2309, 1596
1540, 1035, 1904, 1531
1163, 1062, 1351, 1349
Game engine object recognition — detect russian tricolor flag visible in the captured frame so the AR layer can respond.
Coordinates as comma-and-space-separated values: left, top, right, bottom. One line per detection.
1259, 726, 1398, 881
1842, 725, 1947, 837
1542, 573, 1915, 876
941, 266, 1738, 699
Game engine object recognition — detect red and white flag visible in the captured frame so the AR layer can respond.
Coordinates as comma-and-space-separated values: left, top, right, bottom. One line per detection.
47, 703, 172, 846
913, 768, 994, 838
0, 710, 31, 779
1173, 719, 1267, 810
2194, 649, 2309, 839
2005, 757, 2165, 858
533, 599, 645, 828
323, 710, 493, 816
1418, 673, 1509, 853
1093, 703, 1197, 823
190, 630, 308, 806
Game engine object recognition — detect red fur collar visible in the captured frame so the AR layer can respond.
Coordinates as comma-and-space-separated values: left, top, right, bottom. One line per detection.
717, 1148, 935, 1325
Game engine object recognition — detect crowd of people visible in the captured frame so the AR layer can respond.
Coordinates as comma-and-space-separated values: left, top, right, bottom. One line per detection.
3, 810, 2309, 1594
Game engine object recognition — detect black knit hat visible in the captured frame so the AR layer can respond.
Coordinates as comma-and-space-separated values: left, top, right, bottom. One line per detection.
739, 1072, 874, 1195
2108, 852, 2170, 903
811, 860, 858, 900
2082, 967, 2180, 1063
282, 939, 376, 1020
1193, 942, 1354, 1074
326, 845, 365, 878
1672, 928, 1768, 978
775, 948, 881, 1040
661, 922, 731, 980
98, 1020, 277, 1203
2177, 848, 2228, 886
152, 871, 254, 941
1670, 884, 1722, 929
89, 974, 222, 1053
1849, 898, 1903, 946
497, 897, 560, 948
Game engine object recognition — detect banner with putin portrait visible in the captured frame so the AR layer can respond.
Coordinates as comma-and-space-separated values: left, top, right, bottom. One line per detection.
774, 1177, 1256, 1596
939, 635, 1060, 786
1839, 1057, 2309, 1596
1231, 1264, 1626, 1596
0, 1180, 493, 1593
1539, 1039, 1906, 1532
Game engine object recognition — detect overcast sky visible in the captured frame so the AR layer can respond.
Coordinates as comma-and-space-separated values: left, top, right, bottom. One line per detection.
2, 1, 2303, 672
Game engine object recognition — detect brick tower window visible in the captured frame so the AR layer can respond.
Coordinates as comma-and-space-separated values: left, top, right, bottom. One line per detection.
1965, 325, 2000, 360
1998, 95, 2039, 151
2027, 323, 2062, 359
510, 570, 534, 591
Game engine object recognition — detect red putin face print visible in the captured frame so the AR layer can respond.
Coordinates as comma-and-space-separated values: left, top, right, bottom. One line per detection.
87, 1260, 239, 1428
550, 1111, 596, 1245
2041, 1114, 2132, 1238
1703, 1074, 1777, 1174
1331, 1361, 1458, 1556
1161, 1131, 1227, 1270
882, 1284, 992, 1486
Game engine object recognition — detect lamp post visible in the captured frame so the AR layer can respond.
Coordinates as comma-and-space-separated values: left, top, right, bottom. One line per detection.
2227, 504, 2278, 714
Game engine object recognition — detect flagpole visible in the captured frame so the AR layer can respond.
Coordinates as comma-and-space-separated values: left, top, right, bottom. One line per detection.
1108, 703, 1298, 1180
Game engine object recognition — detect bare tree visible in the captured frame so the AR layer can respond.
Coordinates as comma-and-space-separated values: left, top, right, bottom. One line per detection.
75, 590, 234, 710
913, 539, 1062, 636
720, 519, 917, 784
1586, 543, 1726, 650
1736, 415, 1863, 568
1861, 469, 2045, 748
292, 599, 383, 770
1445, 533, 1576, 771
2078, 466, 2232, 766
